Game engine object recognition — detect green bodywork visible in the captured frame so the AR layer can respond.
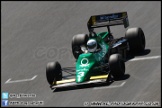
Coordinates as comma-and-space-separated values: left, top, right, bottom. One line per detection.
76, 32, 110, 83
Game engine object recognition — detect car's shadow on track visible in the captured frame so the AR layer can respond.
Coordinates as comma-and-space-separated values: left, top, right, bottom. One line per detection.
113, 74, 130, 81
125, 49, 151, 62
134, 49, 151, 56
53, 74, 130, 92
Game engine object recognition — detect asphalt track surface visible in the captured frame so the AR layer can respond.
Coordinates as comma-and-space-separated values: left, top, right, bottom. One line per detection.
1, 1, 161, 107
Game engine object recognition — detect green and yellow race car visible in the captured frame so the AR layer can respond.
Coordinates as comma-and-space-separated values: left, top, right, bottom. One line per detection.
46, 12, 146, 90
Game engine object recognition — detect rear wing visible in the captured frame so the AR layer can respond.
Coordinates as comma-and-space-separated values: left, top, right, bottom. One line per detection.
87, 12, 129, 31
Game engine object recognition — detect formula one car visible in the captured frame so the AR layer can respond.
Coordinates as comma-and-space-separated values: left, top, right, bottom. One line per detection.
46, 12, 145, 89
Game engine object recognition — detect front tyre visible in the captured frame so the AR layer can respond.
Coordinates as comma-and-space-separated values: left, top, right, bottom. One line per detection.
109, 54, 125, 79
46, 61, 62, 85
125, 27, 145, 53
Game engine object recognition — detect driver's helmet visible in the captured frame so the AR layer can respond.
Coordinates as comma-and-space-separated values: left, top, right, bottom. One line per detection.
87, 39, 97, 52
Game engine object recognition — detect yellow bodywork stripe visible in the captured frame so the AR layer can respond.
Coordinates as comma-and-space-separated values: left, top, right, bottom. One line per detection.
90, 74, 108, 80
56, 79, 75, 84
56, 74, 108, 84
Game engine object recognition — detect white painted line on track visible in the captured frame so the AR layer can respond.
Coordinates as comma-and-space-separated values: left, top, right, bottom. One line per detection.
129, 56, 161, 62
93, 81, 126, 90
5, 75, 37, 84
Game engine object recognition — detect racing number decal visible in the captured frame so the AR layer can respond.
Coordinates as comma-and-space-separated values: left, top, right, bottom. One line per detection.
77, 72, 84, 81
78, 72, 84, 77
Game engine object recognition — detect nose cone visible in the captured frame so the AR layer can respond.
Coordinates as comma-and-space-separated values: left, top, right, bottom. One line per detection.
76, 53, 94, 83
76, 76, 84, 83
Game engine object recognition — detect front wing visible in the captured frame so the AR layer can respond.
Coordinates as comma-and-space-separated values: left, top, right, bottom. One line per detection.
50, 74, 109, 89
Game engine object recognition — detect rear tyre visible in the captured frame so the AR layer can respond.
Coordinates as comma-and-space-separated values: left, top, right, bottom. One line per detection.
109, 54, 125, 79
46, 61, 62, 85
72, 34, 89, 59
125, 27, 145, 54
